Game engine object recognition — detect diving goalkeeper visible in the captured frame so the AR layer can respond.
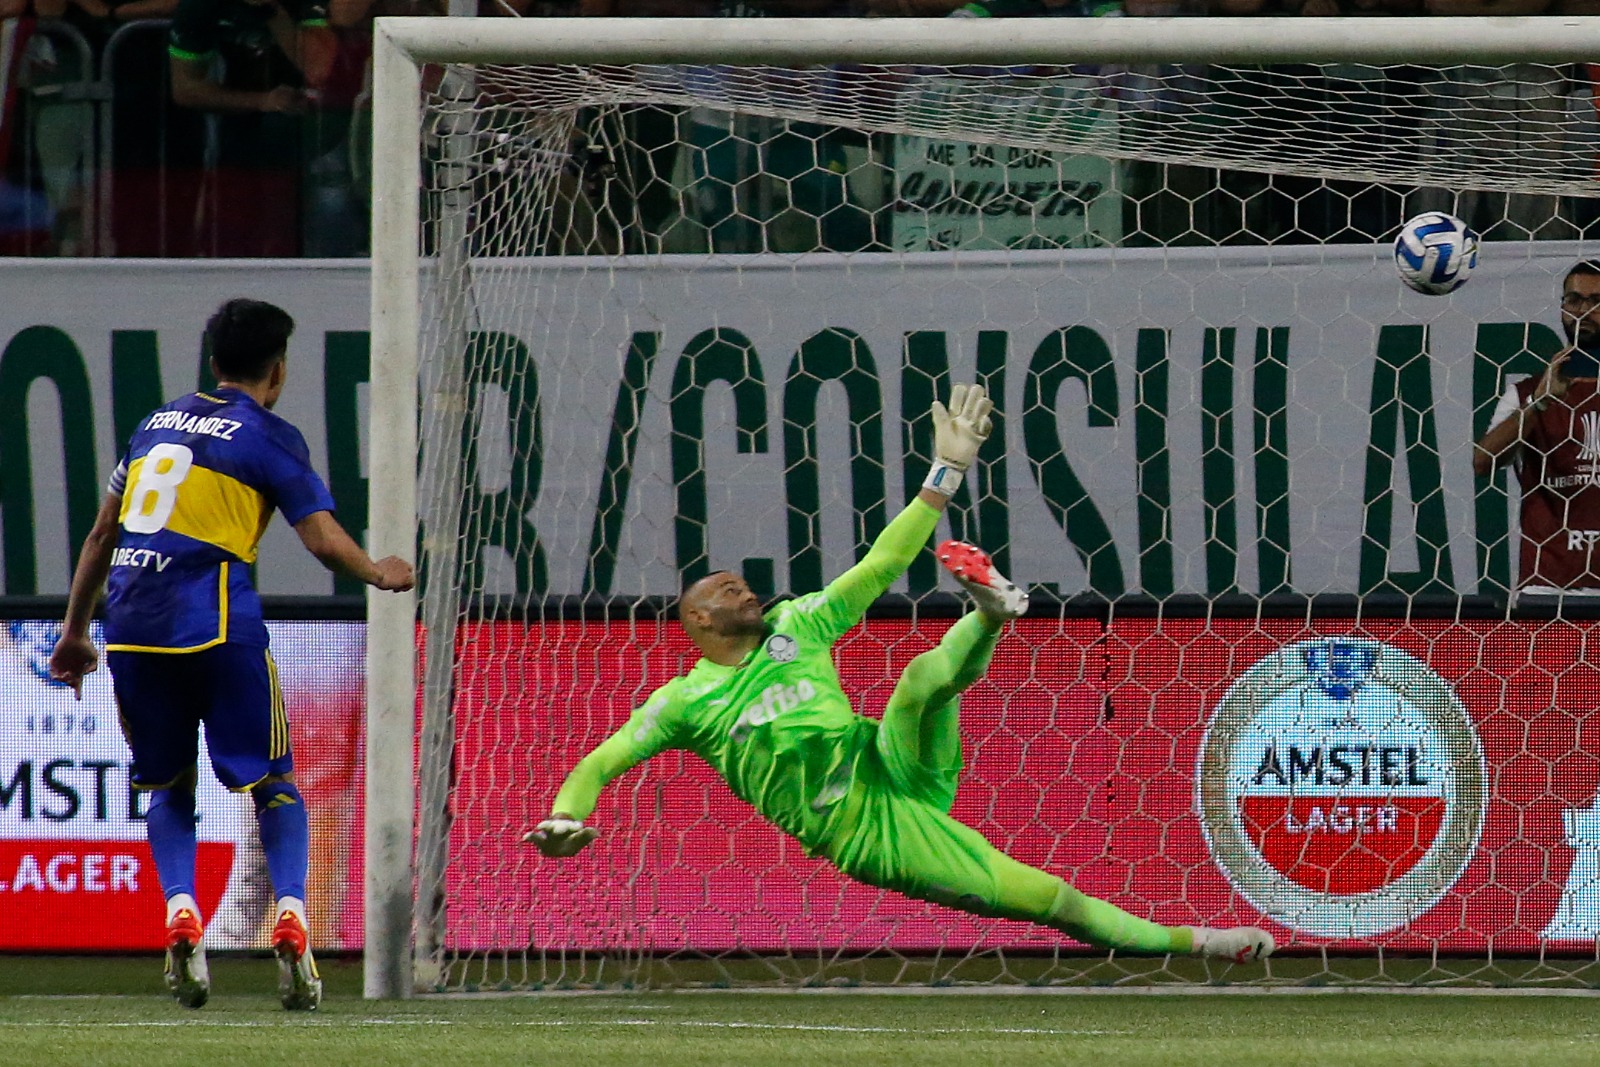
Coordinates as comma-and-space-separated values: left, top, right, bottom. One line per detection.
527, 383, 1273, 963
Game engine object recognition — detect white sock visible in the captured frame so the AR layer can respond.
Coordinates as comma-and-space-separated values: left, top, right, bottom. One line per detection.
276, 895, 308, 925
1188, 926, 1209, 954
166, 892, 201, 925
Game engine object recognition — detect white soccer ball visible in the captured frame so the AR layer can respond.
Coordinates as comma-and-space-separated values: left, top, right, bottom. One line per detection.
1394, 212, 1480, 295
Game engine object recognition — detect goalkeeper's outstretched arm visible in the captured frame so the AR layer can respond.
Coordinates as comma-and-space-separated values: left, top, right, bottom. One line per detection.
525, 698, 674, 857
821, 383, 994, 626
523, 737, 632, 856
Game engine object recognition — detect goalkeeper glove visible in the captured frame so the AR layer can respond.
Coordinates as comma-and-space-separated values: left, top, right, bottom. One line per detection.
924, 382, 995, 497
523, 817, 599, 858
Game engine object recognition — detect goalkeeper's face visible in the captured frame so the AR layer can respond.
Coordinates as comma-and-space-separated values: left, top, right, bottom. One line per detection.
682, 571, 766, 640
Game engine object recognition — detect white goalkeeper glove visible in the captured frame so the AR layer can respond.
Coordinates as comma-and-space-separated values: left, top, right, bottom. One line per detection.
924, 382, 995, 497
523, 817, 599, 858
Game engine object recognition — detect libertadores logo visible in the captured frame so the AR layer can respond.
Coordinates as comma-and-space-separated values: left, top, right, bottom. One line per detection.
1197, 639, 1486, 939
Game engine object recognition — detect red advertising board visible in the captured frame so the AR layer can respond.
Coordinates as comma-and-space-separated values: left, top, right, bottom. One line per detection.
7, 615, 1599, 954
0, 621, 363, 952
450, 617, 1600, 954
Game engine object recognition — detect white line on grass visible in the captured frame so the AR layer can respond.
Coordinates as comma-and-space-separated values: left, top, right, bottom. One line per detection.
428, 985, 1600, 1000
0, 1018, 1128, 1037
578, 1020, 1130, 1036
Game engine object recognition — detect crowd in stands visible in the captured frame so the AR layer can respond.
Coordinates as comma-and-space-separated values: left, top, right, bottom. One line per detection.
0, 0, 1596, 257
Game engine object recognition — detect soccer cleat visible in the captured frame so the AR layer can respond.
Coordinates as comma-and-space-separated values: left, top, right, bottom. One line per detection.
164, 908, 210, 1009
937, 540, 1029, 620
272, 909, 323, 1011
1193, 926, 1275, 964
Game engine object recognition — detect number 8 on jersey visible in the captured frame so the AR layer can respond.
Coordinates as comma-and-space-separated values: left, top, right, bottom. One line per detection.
124, 443, 196, 535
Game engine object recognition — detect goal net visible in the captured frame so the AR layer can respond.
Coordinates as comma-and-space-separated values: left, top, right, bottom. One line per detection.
366, 17, 1600, 996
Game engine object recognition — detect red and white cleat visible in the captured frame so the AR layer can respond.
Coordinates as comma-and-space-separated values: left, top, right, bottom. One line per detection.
272, 909, 323, 1011
937, 540, 1029, 620
164, 907, 210, 1009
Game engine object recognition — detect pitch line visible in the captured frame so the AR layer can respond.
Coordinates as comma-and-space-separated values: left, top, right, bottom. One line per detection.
0, 1018, 1128, 1037
598, 1019, 1131, 1036
432, 984, 1600, 1000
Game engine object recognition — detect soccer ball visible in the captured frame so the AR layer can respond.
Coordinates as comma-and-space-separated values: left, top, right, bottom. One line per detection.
1394, 212, 1480, 295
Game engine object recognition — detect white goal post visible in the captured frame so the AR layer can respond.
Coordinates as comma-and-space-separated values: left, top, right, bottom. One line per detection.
367, 16, 1600, 999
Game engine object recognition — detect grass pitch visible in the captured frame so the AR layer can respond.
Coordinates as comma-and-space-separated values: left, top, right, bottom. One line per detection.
2, 957, 1597, 1067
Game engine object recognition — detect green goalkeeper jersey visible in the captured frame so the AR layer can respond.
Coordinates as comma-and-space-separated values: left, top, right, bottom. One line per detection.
550, 498, 940, 851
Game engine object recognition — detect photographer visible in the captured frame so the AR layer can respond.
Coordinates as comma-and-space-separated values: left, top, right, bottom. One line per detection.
1475, 260, 1600, 596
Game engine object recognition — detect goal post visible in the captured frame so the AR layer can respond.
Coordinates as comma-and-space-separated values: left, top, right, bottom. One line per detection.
366, 21, 420, 1002
367, 16, 1600, 999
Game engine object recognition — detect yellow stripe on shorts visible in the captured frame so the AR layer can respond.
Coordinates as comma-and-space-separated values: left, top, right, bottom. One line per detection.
267, 650, 288, 760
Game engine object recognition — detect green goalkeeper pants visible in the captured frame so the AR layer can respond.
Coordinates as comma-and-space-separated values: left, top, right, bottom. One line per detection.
823, 613, 1192, 955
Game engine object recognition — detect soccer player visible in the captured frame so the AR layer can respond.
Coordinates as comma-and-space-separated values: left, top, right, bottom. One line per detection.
48, 298, 415, 1010
528, 383, 1274, 965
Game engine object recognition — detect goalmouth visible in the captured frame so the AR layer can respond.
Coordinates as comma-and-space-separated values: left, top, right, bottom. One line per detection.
367, 16, 1600, 999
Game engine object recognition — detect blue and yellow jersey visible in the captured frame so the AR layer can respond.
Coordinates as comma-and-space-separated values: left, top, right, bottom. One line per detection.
103, 388, 336, 653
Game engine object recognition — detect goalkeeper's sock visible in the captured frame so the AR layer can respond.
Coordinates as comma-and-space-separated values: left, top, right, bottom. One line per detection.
145, 785, 199, 902
979, 852, 1188, 954
924, 611, 1002, 695
253, 781, 310, 903
1047, 882, 1193, 955
887, 612, 1002, 770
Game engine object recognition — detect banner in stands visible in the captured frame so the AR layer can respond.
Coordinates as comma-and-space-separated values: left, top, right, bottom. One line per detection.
1, 245, 1597, 598
893, 77, 1123, 251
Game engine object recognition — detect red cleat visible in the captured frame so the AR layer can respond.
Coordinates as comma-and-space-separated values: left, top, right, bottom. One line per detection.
272, 910, 323, 1011
163, 908, 209, 1009
936, 540, 1029, 619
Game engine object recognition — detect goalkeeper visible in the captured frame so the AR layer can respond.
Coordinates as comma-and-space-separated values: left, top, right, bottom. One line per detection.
528, 384, 1273, 963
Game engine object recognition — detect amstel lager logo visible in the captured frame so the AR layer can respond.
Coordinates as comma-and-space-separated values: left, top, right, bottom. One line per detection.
1197, 639, 1486, 939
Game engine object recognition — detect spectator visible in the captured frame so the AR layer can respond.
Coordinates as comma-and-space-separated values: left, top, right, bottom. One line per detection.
1403, 0, 1575, 240
569, 0, 713, 252
167, 0, 336, 256
64, 0, 180, 39
1474, 260, 1600, 598
27, 0, 136, 254
0, 0, 67, 253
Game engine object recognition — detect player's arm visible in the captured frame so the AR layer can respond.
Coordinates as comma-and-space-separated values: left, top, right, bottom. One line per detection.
820, 383, 995, 626
170, 52, 306, 112
263, 422, 414, 590
293, 511, 414, 590
524, 690, 679, 857
1473, 360, 1569, 476
523, 734, 640, 857
271, 0, 336, 89
49, 492, 123, 699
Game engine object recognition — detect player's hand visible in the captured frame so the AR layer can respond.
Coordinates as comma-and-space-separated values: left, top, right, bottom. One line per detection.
930, 382, 995, 473
260, 86, 309, 114
1536, 350, 1574, 407
523, 817, 599, 858
372, 556, 415, 592
48, 633, 98, 700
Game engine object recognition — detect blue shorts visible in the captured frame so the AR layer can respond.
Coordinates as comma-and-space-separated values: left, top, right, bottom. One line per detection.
109, 643, 292, 792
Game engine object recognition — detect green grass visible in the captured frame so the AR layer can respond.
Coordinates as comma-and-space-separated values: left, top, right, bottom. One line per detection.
2, 957, 1597, 1067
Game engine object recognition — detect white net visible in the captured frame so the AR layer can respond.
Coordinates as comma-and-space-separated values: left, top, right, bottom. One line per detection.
397, 37, 1600, 991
